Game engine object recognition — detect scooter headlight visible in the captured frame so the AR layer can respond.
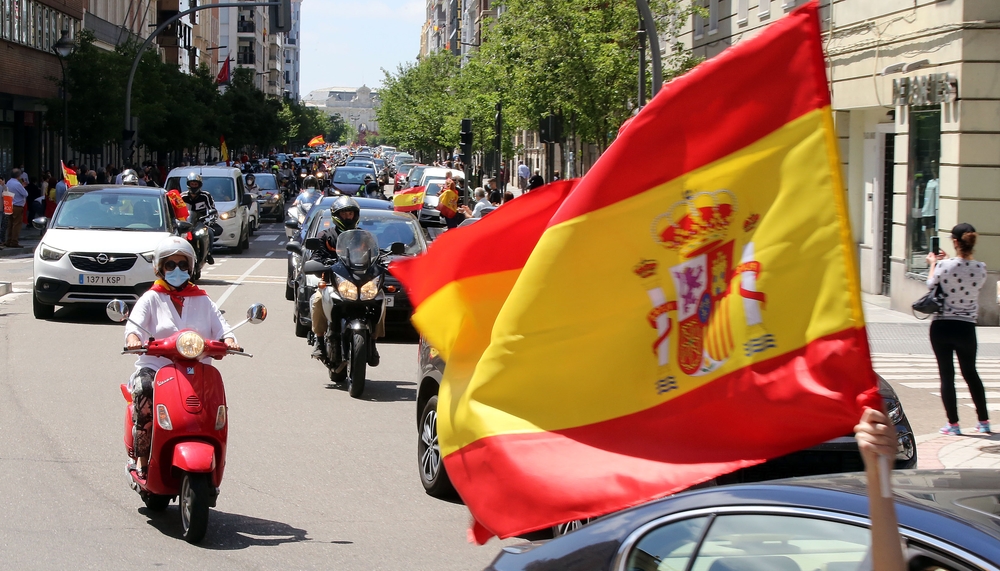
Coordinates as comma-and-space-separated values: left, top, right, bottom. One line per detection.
335, 275, 358, 300
156, 404, 173, 431
360, 278, 380, 301
176, 331, 205, 360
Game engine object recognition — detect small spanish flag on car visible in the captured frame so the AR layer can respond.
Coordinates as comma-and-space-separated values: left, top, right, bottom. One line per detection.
392, 186, 426, 212
61, 161, 78, 187
391, 2, 877, 543
307, 135, 325, 147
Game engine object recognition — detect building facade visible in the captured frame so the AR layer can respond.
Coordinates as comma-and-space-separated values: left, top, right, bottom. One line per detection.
219, 1, 283, 95
0, 0, 84, 178
302, 86, 379, 139
281, 0, 301, 100
680, 0, 1000, 323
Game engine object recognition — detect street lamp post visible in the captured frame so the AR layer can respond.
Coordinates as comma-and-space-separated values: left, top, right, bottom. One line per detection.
634, 0, 662, 98
52, 29, 74, 164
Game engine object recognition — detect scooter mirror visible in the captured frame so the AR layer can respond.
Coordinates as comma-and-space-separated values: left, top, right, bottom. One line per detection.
246, 304, 267, 324
106, 300, 130, 323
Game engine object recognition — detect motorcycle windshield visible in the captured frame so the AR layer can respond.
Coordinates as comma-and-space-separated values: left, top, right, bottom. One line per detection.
336, 230, 380, 271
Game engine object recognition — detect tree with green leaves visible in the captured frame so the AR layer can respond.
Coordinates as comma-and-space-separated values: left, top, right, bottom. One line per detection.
376, 51, 462, 158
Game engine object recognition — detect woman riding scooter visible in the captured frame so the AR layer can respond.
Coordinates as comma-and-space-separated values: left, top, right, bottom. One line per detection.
124, 236, 240, 479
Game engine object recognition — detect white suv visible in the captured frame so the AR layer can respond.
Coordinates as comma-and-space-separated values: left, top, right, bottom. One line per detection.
165, 166, 253, 252
32, 185, 176, 319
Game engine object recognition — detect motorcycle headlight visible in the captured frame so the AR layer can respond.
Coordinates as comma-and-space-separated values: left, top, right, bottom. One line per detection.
219, 208, 238, 221
176, 331, 206, 359
335, 275, 358, 300
39, 245, 66, 261
139, 250, 155, 263
360, 278, 380, 301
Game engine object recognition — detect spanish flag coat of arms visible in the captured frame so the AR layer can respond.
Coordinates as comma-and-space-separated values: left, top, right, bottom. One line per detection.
391, 2, 877, 542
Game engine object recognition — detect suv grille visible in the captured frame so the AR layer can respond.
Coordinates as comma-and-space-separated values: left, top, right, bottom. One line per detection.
69, 253, 138, 273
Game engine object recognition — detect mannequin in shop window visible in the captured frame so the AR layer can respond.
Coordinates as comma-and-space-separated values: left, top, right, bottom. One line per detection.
921, 161, 939, 254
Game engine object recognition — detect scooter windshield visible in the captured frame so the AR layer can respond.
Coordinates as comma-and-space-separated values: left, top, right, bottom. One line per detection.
336, 230, 380, 271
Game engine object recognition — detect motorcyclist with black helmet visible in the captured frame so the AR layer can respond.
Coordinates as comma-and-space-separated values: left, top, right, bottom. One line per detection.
309, 196, 380, 365
362, 174, 383, 199
182, 173, 217, 265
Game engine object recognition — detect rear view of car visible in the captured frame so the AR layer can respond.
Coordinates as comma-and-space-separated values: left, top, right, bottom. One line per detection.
32, 186, 174, 319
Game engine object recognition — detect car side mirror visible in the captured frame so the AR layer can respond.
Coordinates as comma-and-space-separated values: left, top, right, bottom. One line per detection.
176, 220, 193, 233
31, 216, 48, 230
241, 194, 253, 208
285, 241, 302, 255
390, 242, 406, 255
284, 219, 300, 229
304, 237, 322, 251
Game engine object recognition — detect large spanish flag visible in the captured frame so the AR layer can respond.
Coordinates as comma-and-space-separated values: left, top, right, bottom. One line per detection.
395, 3, 876, 541
392, 186, 427, 213
307, 134, 326, 147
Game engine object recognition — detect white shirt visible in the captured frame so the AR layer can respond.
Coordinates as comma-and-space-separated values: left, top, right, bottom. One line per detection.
921, 179, 939, 218
927, 257, 988, 323
472, 198, 491, 218
517, 164, 530, 179
125, 289, 236, 372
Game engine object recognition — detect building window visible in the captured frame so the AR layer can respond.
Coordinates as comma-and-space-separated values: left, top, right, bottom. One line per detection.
759, 0, 771, 19
693, 2, 704, 40
782, 0, 797, 10
906, 107, 941, 275
708, 0, 718, 35
737, 0, 748, 25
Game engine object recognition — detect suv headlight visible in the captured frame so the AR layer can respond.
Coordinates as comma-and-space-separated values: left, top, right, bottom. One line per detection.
139, 251, 155, 263
176, 331, 206, 359
360, 277, 380, 301
219, 208, 238, 220
334, 274, 358, 300
39, 245, 66, 261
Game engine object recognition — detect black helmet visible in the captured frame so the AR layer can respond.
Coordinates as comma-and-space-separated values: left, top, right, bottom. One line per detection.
363, 174, 374, 183
303, 175, 318, 189
330, 196, 360, 232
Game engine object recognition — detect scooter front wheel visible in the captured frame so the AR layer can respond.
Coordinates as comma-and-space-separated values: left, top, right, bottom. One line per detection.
179, 472, 211, 544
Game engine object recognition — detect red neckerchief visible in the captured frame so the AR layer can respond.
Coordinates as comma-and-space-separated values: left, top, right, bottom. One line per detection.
151, 280, 208, 311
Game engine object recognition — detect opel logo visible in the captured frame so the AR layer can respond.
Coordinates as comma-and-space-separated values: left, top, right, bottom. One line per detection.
96, 253, 109, 265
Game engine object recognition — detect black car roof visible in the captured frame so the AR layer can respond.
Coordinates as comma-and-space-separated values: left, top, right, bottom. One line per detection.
502, 470, 1000, 570
65, 185, 166, 196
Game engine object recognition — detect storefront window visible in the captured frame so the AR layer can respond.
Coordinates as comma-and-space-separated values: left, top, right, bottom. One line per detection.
906, 107, 941, 275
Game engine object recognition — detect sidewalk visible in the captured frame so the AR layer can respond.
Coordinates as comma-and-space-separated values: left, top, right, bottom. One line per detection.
0, 223, 41, 296
862, 292, 1000, 470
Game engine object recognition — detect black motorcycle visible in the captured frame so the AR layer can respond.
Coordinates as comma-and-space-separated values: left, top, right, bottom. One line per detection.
303, 230, 404, 398
177, 210, 221, 281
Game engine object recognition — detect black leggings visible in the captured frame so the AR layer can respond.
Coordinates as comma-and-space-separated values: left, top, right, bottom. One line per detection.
930, 319, 990, 424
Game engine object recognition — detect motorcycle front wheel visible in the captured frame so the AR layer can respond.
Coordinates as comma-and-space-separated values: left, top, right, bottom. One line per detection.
179, 472, 211, 544
348, 331, 367, 398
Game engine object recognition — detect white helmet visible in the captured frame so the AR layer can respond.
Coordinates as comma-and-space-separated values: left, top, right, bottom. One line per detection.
153, 235, 196, 273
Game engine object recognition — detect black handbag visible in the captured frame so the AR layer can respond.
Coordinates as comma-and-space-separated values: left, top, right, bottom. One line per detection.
912, 284, 945, 315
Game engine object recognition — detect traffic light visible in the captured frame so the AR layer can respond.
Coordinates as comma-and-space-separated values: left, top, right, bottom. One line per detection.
459, 118, 473, 164
269, 0, 292, 33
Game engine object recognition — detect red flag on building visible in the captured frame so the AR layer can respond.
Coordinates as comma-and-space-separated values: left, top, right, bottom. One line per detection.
216, 56, 231, 85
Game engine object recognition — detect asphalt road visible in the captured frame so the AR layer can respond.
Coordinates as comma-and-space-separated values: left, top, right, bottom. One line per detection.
0, 221, 507, 571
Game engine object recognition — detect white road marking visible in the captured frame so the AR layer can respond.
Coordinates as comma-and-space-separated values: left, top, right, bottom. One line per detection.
265, 251, 274, 257
215, 259, 265, 309
902, 382, 1000, 389
255, 235, 279, 241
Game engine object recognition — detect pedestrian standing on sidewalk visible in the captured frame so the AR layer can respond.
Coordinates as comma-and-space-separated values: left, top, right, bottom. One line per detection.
517, 160, 529, 191
4, 169, 28, 247
926, 222, 991, 435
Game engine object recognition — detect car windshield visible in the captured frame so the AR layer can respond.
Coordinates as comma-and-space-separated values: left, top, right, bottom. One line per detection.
52, 191, 167, 231
424, 179, 445, 196
397, 164, 417, 175
335, 230, 381, 270
251, 174, 279, 190
166, 176, 236, 202
357, 214, 425, 255
333, 169, 370, 184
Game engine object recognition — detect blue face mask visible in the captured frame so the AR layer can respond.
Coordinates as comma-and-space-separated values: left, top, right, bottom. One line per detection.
164, 268, 190, 288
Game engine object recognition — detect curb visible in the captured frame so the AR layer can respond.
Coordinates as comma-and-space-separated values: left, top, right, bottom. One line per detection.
916, 431, 1000, 469
0, 244, 36, 258
0, 282, 10, 296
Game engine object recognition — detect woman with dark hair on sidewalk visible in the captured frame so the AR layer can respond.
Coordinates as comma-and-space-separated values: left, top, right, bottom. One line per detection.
926, 222, 991, 435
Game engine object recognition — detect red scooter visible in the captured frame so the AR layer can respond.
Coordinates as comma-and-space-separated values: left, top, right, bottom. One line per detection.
107, 300, 266, 543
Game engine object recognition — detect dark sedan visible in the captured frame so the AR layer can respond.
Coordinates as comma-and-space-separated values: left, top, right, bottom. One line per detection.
330, 166, 377, 195
486, 470, 1000, 571
416, 343, 917, 504
287, 208, 426, 337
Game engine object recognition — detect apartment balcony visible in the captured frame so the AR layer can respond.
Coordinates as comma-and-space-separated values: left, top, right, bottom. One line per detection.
236, 52, 255, 65
237, 20, 255, 34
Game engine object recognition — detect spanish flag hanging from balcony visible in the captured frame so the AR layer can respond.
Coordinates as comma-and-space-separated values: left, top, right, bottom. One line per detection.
391, 2, 876, 542
307, 135, 325, 147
